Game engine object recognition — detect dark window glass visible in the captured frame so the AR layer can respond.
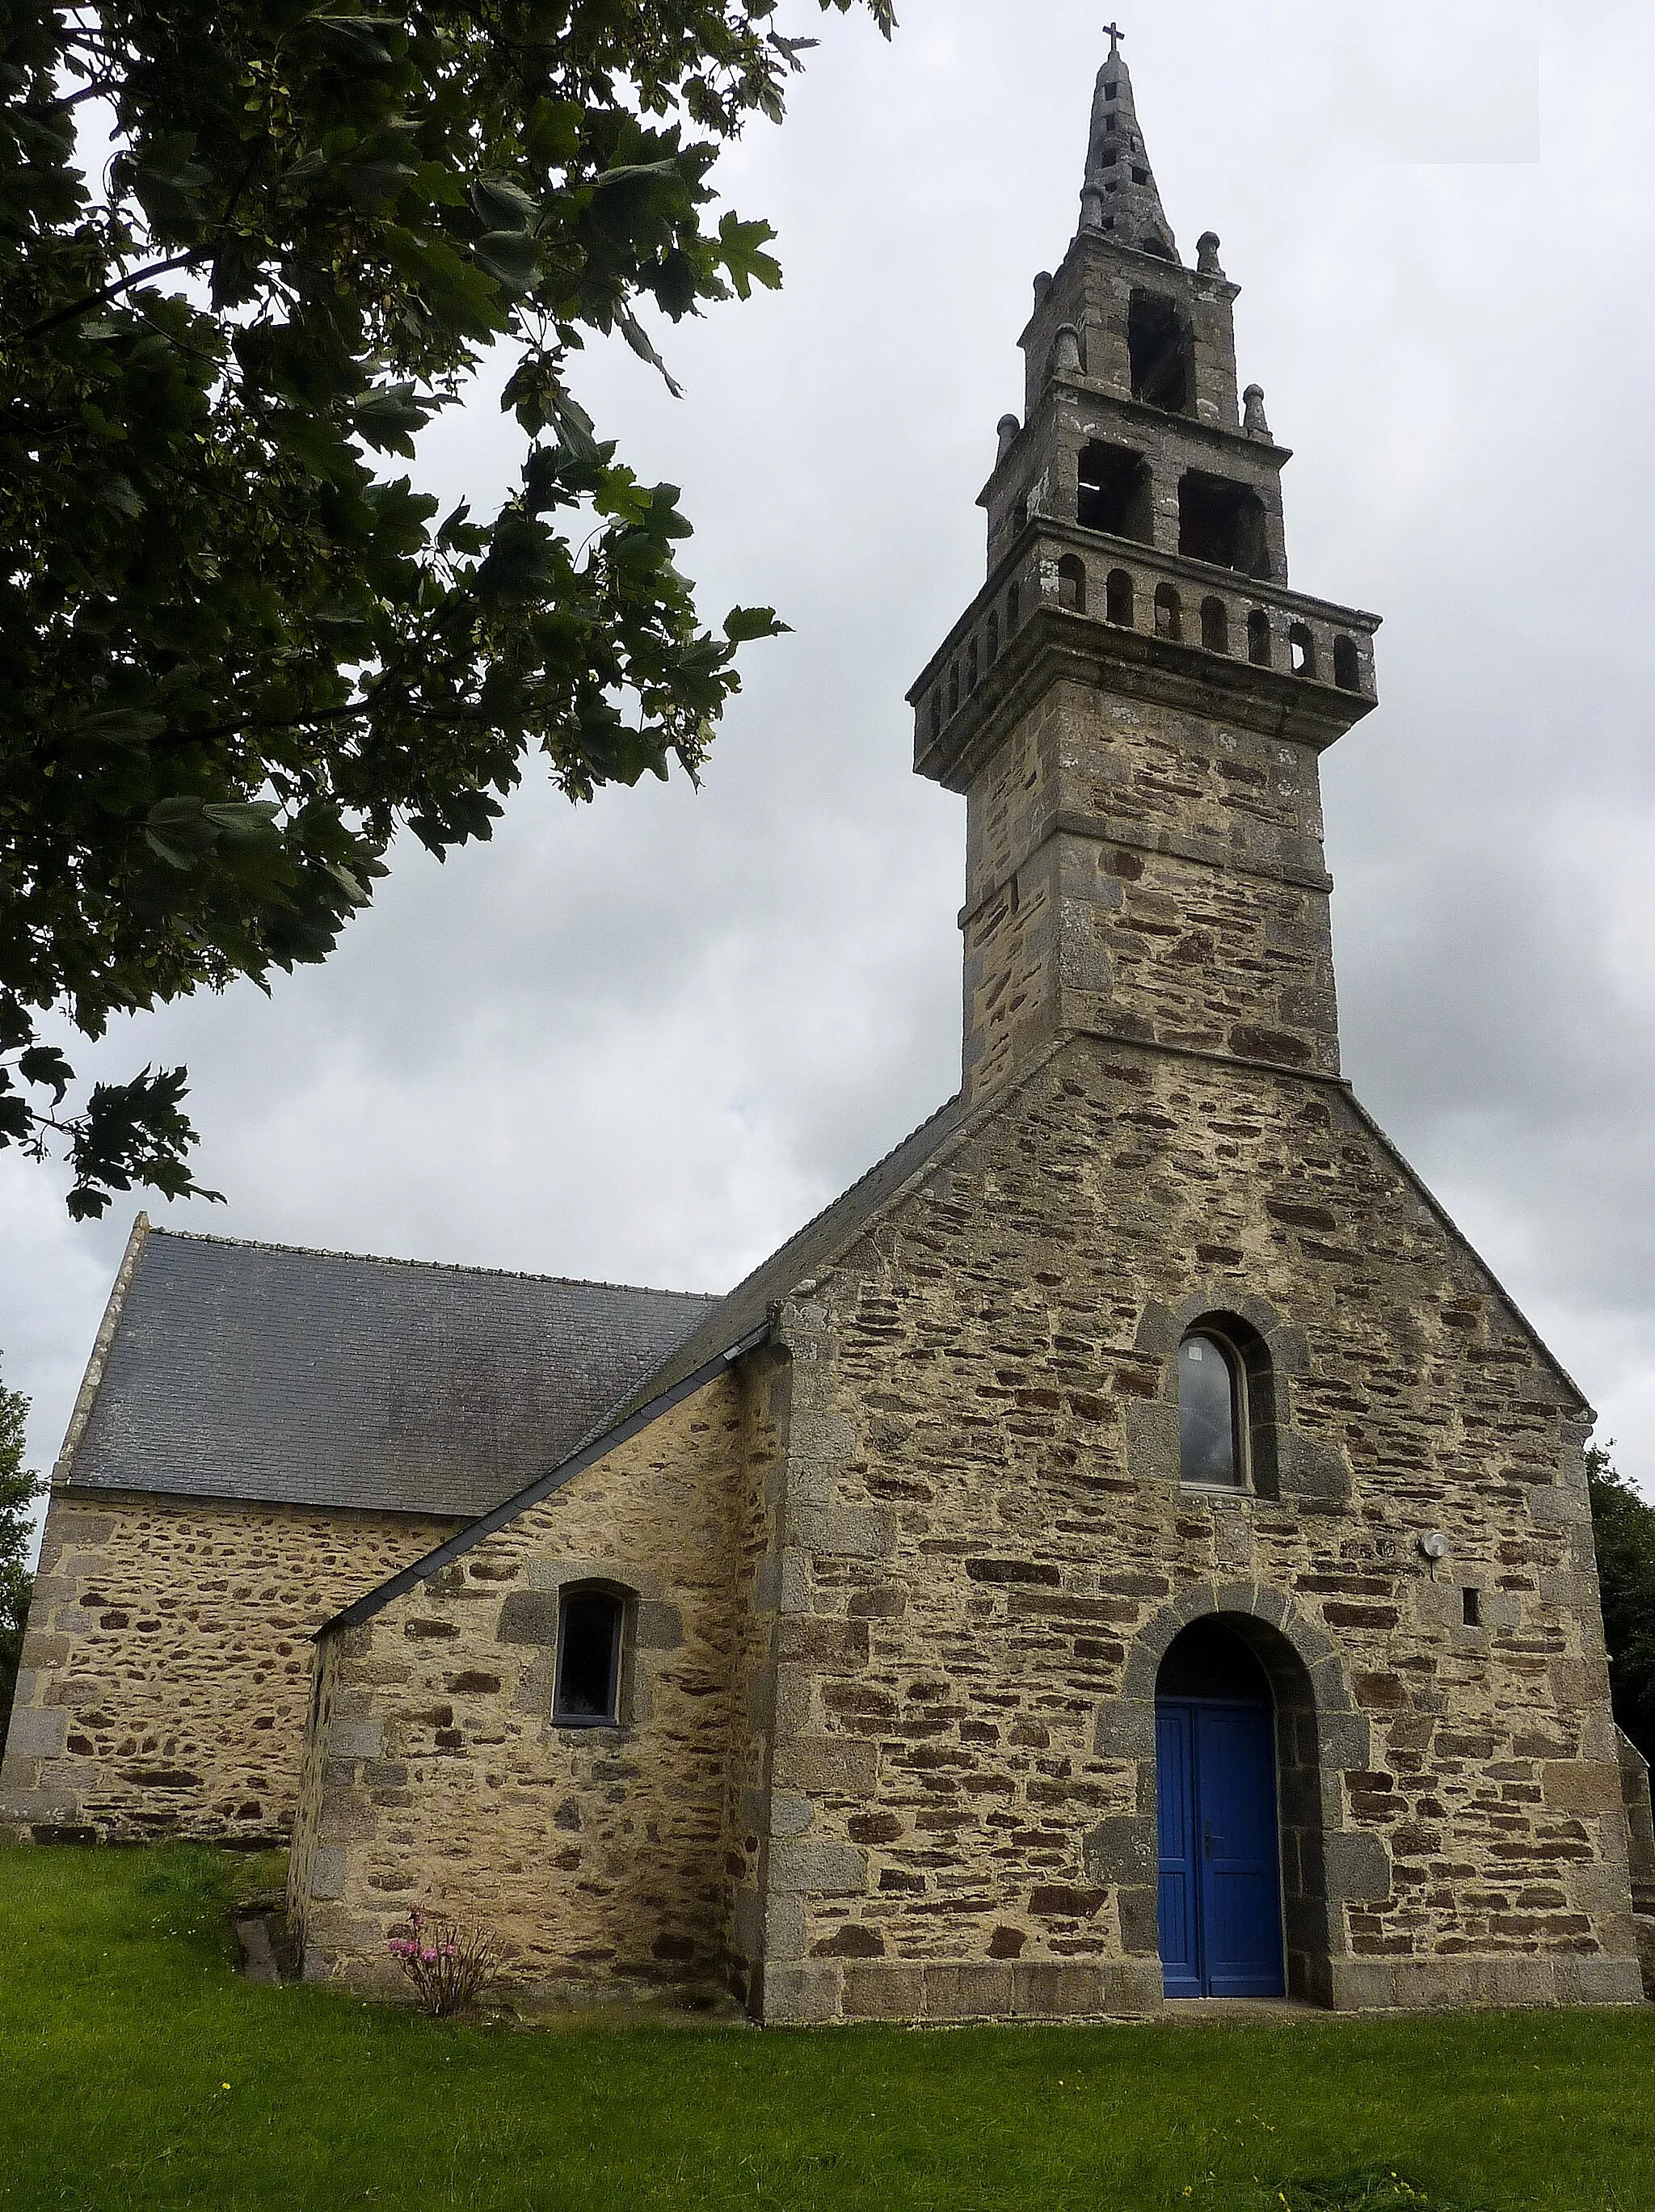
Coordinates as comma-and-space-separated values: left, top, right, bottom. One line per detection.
554, 1589, 623, 1725
1179, 1333, 1242, 1486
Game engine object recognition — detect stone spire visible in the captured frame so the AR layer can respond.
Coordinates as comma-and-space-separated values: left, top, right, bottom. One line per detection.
1080, 32, 1178, 261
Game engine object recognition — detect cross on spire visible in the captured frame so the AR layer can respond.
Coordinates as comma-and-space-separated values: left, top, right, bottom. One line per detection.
1103, 19, 1125, 56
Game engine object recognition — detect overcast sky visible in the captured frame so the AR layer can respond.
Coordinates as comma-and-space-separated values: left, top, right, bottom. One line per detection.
7, 0, 1655, 1523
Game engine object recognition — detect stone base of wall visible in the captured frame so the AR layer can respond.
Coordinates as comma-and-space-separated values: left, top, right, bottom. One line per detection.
758, 1953, 1645, 2025
1321, 1957, 1642, 2012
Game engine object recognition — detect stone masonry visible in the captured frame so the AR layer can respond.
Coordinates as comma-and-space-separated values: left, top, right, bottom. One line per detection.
287, 1370, 785, 1999
17, 36, 1652, 2027
1, 1494, 455, 1843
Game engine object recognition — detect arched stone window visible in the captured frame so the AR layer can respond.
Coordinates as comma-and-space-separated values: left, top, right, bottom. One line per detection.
1200, 596, 1229, 654
1155, 582, 1181, 642
1247, 609, 1272, 668
1333, 635, 1361, 693
1178, 1329, 1247, 1488
1289, 623, 1317, 679
1105, 568, 1135, 627
554, 1583, 628, 1727
1057, 555, 1087, 613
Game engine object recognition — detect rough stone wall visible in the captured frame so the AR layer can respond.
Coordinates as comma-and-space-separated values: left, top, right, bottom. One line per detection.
289, 1372, 760, 2000
718, 1348, 792, 2006
962, 677, 1339, 1103
752, 1037, 1642, 2024
0, 1490, 454, 1843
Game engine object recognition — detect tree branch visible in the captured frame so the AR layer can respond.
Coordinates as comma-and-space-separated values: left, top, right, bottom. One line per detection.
11, 250, 210, 344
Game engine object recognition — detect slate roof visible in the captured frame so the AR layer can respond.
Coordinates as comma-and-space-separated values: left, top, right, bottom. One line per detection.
61, 1227, 719, 1520
323, 1091, 966, 1630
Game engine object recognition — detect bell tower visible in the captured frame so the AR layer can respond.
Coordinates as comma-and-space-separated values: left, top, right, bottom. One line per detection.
909, 36, 1381, 1107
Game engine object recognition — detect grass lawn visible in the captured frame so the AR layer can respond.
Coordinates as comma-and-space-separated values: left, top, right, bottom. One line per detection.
2, 1848, 1653, 2210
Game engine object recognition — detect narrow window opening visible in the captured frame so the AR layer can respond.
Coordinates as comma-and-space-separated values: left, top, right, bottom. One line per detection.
554, 1587, 625, 1726
1178, 471, 1270, 577
1007, 580, 1021, 632
1105, 114, 1118, 135
1013, 496, 1030, 537
967, 638, 979, 693
1128, 292, 1194, 415
1333, 635, 1362, 692
1200, 596, 1229, 654
1131, 165, 1149, 184
1076, 440, 1153, 542
1247, 609, 1272, 668
1105, 567, 1135, 627
1289, 623, 1316, 679
1463, 1587, 1482, 1628
948, 664, 960, 715
1057, 554, 1087, 614
1104, 78, 1118, 100
1179, 1332, 1244, 1489
987, 610, 1000, 667
1100, 148, 1119, 169
1154, 581, 1181, 642
929, 691, 941, 740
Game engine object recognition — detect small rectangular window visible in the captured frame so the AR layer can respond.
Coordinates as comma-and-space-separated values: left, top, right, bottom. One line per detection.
1462, 1587, 1481, 1628
554, 1589, 624, 1725
1132, 166, 1149, 185
1105, 115, 1118, 135
1104, 80, 1118, 100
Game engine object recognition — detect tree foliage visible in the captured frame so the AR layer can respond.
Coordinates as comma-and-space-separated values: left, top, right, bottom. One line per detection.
1, 0, 893, 1217
0, 1363, 41, 1755
1587, 1444, 1655, 1769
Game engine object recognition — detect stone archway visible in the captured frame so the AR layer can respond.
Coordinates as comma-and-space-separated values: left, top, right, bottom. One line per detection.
1093, 1581, 1390, 2007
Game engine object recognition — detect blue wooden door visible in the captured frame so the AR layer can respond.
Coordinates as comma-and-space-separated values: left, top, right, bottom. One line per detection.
1156, 1699, 1284, 1998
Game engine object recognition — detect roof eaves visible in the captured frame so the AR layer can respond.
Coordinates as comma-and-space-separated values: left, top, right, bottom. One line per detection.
316, 1317, 774, 1638
52, 1211, 151, 1486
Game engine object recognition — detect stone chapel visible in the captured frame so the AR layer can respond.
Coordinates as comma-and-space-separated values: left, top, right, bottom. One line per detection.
5, 41, 1650, 2022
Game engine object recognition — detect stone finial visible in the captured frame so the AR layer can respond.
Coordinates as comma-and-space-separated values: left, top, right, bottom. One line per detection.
996, 414, 1021, 463
1033, 270, 1054, 307
1080, 183, 1106, 232
1243, 383, 1272, 438
1051, 324, 1083, 377
1197, 231, 1224, 276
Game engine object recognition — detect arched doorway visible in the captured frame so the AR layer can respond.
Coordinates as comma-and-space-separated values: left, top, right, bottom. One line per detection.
1155, 1618, 1286, 1998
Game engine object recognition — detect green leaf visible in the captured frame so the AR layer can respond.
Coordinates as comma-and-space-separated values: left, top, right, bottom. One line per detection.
618, 313, 684, 399
473, 230, 540, 291
724, 606, 792, 643
470, 177, 539, 234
